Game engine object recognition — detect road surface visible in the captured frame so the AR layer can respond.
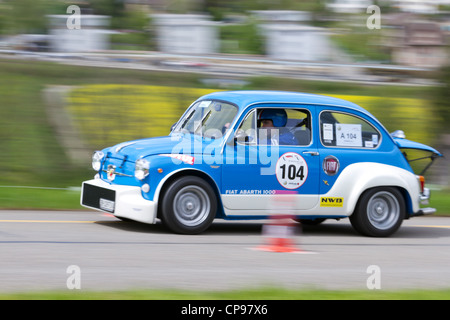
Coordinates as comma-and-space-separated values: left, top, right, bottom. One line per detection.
0, 210, 449, 293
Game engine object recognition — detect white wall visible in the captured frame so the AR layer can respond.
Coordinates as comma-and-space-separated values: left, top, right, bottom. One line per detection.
47, 15, 110, 53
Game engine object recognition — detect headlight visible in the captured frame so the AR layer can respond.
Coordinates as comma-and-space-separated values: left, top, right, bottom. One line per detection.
135, 158, 150, 180
92, 151, 104, 172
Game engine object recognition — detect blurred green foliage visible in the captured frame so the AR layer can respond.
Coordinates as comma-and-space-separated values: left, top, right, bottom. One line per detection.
1, 286, 450, 300
220, 20, 264, 55
0, 0, 62, 35
0, 187, 81, 210
331, 29, 390, 63
0, 59, 203, 186
432, 64, 450, 134
0, 0, 328, 52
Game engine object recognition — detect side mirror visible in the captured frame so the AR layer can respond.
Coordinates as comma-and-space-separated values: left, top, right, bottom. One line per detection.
391, 130, 406, 139
227, 130, 247, 146
234, 130, 254, 145
234, 130, 246, 141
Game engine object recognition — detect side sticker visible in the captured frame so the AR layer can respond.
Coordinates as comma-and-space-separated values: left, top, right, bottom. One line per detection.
275, 152, 308, 189
323, 155, 339, 176
159, 154, 195, 165
320, 197, 344, 207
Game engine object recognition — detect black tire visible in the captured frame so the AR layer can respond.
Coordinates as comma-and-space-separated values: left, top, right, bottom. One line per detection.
350, 187, 405, 237
160, 176, 217, 234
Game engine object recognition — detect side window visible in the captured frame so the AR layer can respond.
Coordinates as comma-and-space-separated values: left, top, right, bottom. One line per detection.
256, 108, 311, 146
320, 111, 380, 149
235, 110, 257, 145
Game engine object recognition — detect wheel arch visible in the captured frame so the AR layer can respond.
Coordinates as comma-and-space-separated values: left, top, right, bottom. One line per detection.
350, 185, 407, 237
396, 186, 414, 217
351, 185, 413, 218
329, 163, 420, 217
155, 168, 224, 219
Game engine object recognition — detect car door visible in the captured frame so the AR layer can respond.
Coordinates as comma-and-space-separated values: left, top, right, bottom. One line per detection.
221, 104, 320, 216
317, 108, 384, 196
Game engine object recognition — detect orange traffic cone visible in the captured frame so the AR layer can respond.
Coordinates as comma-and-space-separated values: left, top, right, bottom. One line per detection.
256, 215, 303, 253
251, 191, 316, 254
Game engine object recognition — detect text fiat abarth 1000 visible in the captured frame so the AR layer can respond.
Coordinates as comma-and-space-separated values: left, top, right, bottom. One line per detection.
81, 91, 441, 236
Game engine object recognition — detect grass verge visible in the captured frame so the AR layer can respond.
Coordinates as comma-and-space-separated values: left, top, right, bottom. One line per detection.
1, 287, 450, 300
0, 187, 82, 210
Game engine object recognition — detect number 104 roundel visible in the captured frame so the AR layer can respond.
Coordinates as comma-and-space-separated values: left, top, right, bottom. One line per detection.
276, 152, 308, 189
80, 91, 442, 237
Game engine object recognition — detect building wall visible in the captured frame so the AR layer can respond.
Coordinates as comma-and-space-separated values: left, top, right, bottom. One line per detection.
152, 14, 219, 54
47, 15, 110, 53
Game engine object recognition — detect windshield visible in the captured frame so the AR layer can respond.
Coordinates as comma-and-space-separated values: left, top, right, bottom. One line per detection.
172, 100, 238, 139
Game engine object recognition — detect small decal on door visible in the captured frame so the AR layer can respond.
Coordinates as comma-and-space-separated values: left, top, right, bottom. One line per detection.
320, 197, 344, 207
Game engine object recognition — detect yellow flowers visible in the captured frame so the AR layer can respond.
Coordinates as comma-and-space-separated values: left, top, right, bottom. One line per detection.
331, 94, 437, 145
67, 84, 217, 148
67, 85, 434, 149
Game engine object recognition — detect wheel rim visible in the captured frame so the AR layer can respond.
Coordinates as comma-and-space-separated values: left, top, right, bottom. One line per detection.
367, 191, 400, 230
173, 186, 211, 227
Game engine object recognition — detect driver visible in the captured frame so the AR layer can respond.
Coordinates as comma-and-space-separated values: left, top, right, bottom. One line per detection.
257, 109, 298, 145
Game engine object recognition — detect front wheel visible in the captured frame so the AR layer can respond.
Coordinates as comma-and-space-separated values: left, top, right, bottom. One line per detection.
160, 176, 217, 234
350, 187, 405, 237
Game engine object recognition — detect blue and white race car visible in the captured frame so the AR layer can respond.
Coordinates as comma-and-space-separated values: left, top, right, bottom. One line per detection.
81, 91, 442, 236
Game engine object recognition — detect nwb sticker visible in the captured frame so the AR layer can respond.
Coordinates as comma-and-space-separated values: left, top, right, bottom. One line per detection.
320, 197, 344, 207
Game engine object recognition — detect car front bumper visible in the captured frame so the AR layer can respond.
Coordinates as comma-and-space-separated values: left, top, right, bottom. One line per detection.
81, 178, 157, 224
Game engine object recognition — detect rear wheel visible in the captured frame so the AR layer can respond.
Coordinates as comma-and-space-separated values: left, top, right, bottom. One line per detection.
350, 187, 405, 237
160, 176, 217, 234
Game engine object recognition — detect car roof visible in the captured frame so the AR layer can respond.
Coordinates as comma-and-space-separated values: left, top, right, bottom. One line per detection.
198, 90, 373, 117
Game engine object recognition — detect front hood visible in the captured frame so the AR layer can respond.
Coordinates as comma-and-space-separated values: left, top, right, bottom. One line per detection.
104, 133, 223, 160
108, 136, 179, 159
393, 137, 442, 156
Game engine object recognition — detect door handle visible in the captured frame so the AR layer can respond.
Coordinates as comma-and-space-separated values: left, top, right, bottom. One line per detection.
302, 151, 320, 156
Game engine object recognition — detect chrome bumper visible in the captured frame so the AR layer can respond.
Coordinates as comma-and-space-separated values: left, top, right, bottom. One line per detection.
409, 188, 436, 217
419, 187, 431, 205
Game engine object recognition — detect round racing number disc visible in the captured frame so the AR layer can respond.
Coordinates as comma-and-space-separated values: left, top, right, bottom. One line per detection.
275, 152, 308, 189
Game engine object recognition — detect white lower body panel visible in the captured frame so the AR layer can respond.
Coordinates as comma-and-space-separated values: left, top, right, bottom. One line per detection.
81, 179, 157, 224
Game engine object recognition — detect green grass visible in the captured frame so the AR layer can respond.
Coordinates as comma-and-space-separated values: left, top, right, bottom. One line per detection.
0, 187, 82, 210
1, 287, 450, 300
429, 188, 450, 214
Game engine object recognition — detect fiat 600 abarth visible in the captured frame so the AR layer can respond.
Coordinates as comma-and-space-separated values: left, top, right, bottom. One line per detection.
81, 91, 441, 236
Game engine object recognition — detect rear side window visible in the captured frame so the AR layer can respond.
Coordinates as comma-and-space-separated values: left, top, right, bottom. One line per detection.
320, 111, 381, 149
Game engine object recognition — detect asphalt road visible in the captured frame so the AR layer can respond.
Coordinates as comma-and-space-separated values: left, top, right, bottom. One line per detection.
0, 210, 449, 293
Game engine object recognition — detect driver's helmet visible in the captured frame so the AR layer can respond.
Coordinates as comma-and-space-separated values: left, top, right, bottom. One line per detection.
258, 109, 287, 127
